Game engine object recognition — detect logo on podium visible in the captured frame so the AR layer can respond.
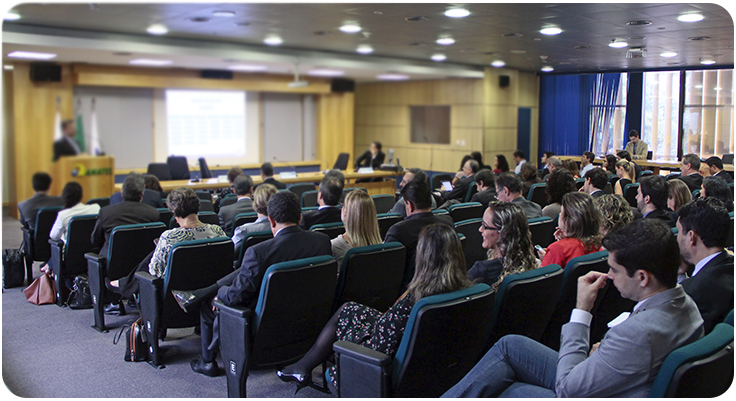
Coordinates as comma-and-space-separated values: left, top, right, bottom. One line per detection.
71, 163, 112, 177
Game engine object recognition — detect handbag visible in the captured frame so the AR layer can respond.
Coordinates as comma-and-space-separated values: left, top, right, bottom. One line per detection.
2, 245, 26, 289
23, 273, 56, 305
114, 318, 148, 362
66, 275, 93, 309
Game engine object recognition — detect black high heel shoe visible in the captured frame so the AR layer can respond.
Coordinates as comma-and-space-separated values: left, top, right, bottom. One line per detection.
172, 289, 199, 313
276, 370, 311, 394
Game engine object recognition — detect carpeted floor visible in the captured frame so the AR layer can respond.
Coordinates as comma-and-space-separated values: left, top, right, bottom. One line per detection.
1, 212, 333, 398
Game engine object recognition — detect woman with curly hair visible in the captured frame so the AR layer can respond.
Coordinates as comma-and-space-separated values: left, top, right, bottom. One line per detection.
542, 168, 577, 220
539, 192, 603, 268
594, 194, 635, 236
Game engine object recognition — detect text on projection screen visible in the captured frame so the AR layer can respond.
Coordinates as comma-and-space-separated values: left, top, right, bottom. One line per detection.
166, 89, 247, 157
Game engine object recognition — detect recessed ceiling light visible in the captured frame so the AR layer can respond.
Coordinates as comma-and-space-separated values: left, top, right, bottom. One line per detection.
228, 65, 268, 72
377, 74, 409, 81
357, 45, 373, 54
308, 69, 345, 77
660, 52, 677, 58
436, 37, 455, 45
188, 17, 210, 23
212, 10, 236, 17
491, 60, 506, 68
445, 8, 470, 18
700, 58, 716, 65
4, 65, 14, 70
405, 16, 428, 22
4, 12, 20, 21
7, 51, 57, 60
264, 36, 283, 46
541, 66, 554, 72
627, 20, 652, 26
431, 54, 447, 61
129, 59, 172, 66
678, 14, 704, 22
146, 24, 168, 35
374, 11, 383, 15
340, 24, 362, 33
609, 40, 628, 48
540, 27, 562, 35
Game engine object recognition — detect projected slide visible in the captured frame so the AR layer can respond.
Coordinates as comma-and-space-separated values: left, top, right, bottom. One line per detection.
165, 89, 246, 157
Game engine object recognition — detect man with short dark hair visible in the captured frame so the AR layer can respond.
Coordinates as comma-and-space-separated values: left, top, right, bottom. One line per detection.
389, 168, 437, 217
218, 174, 254, 234
624, 129, 648, 160
53, 119, 81, 161
540, 151, 556, 179
636, 175, 676, 228
495, 172, 542, 218
580, 152, 596, 178
677, 197, 734, 334
255, 162, 286, 190
18, 172, 64, 230
441, 159, 479, 201
580, 168, 607, 198
470, 169, 497, 208
616, 150, 643, 178
443, 219, 703, 398
705, 156, 733, 183
300, 171, 344, 229
701, 175, 733, 210
513, 150, 526, 174
669, 153, 703, 192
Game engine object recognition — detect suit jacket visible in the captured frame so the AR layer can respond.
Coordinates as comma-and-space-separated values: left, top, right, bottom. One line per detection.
672, 172, 703, 193
255, 177, 287, 190
714, 170, 734, 183
218, 197, 254, 234
681, 250, 734, 334
470, 188, 497, 209
467, 258, 503, 287
300, 206, 342, 230
589, 190, 605, 199
442, 175, 475, 201
384, 211, 455, 291
110, 190, 164, 209
556, 285, 703, 397
389, 196, 437, 218
355, 150, 386, 169
511, 196, 543, 219
18, 193, 64, 230
624, 140, 649, 160
643, 208, 677, 228
218, 225, 332, 308
53, 137, 80, 162
90, 200, 160, 257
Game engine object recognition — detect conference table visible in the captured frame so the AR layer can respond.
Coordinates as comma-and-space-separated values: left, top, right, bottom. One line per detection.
113, 169, 402, 196
559, 155, 734, 175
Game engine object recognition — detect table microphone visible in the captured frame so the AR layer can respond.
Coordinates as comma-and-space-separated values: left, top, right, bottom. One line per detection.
271, 156, 297, 177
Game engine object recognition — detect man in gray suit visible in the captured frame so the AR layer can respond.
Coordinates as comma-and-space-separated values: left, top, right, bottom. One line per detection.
443, 219, 703, 398
218, 174, 254, 235
495, 172, 542, 218
18, 172, 64, 230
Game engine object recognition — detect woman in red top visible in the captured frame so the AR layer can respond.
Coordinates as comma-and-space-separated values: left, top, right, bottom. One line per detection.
540, 192, 603, 268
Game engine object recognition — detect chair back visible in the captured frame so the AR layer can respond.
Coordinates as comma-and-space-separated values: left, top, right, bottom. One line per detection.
623, 183, 639, 207
432, 208, 449, 216
722, 154, 734, 164
234, 230, 273, 268
527, 183, 548, 208
147, 163, 172, 181
608, 174, 619, 187
647, 150, 653, 160
219, 194, 238, 209
301, 190, 319, 208
727, 212, 734, 248
390, 284, 496, 398
199, 200, 215, 212
198, 157, 212, 179
453, 219, 486, 270
590, 276, 636, 344
725, 309, 734, 326
603, 181, 613, 194
638, 170, 654, 179
288, 183, 316, 201
86, 197, 110, 208
487, 264, 564, 347
31, 206, 62, 260
107, 223, 167, 280
333, 153, 350, 170
463, 183, 478, 203
167, 155, 190, 180
377, 213, 403, 239
233, 212, 258, 233
250, 256, 338, 367
431, 174, 453, 191
309, 222, 345, 240
528, 216, 555, 248
665, 172, 682, 180
371, 194, 396, 214
157, 208, 173, 227
648, 323, 734, 397
692, 189, 701, 199
334, 242, 406, 312
62, 214, 99, 276
448, 202, 484, 223
195, 190, 213, 202
198, 211, 219, 226
575, 178, 585, 190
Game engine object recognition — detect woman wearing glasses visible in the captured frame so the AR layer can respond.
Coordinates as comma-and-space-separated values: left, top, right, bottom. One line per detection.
468, 201, 540, 290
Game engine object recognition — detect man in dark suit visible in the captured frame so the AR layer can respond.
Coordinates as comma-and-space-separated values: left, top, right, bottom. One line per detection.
705, 156, 733, 183
18, 172, 64, 230
218, 174, 254, 234
580, 167, 607, 199
300, 170, 344, 230
635, 175, 676, 228
90, 173, 160, 257
254, 162, 286, 190
701, 175, 734, 211
677, 197, 734, 334
495, 172, 542, 218
385, 178, 455, 291
354, 141, 386, 170
109, 188, 163, 209
389, 168, 437, 217
192, 191, 332, 376
441, 159, 479, 202
668, 153, 703, 192
470, 169, 497, 208
53, 119, 81, 161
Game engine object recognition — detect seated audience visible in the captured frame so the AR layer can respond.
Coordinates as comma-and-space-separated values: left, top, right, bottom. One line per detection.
540, 192, 602, 268
355, 141, 385, 170
520, 162, 542, 198
144, 174, 164, 196
91, 173, 159, 257
110, 172, 164, 208
331, 190, 382, 267
701, 175, 734, 211
452, 155, 473, 186
542, 168, 576, 220
254, 162, 286, 190
667, 179, 692, 214
441, 159, 479, 202
613, 159, 636, 196
218, 174, 254, 234
189, 191, 332, 376
467, 201, 540, 289
602, 154, 617, 177
705, 156, 733, 183
677, 197, 734, 334
278, 223, 473, 391
512, 150, 527, 174
636, 175, 677, 228
579, 152, 595, 178
542, 156, 562, 182
668, 153, 703, 193
595, 194, 634, 236
18, 172, 64, 230
389, 168, 437, 217
539, 151, 556, 179
580, 167, 607, 198
49, 182, 101, 244
385, 178, 455, 291
492, 154, 510, 175
300, 171, 344, 230
616, 150, 643, 178
561, 159, 580, 179
214, 166, 244, 202
495, 172, 542, 219
471, 151, 492, 171
442, 219, 704, 398
470, 169, 497, 208
699, 161, 712, 178
231, 183, 278, 250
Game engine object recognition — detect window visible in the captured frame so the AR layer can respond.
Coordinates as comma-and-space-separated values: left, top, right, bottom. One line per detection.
683, 69, 734, 158
590, 73, 627, 155
642, 71, 680, 160
410, 105, 450, 144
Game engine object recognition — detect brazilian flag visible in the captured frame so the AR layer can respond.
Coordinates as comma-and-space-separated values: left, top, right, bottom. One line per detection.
75, 112, 86, 152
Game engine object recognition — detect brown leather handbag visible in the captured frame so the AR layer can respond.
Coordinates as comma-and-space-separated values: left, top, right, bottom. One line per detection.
23, 273, 56, 305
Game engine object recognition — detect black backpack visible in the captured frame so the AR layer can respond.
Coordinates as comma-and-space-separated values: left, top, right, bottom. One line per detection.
66, 275, 93, 309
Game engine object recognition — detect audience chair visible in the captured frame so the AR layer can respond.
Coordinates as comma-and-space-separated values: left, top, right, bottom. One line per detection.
638, 170, 654, 179
333, 242, 406, 313
198, 157, 213, 179
219, 194, 238, 209
156, 208, 173, 228
623, 183, 639, 207
234, 230, 273, 269
722, 154, 734, 164
432, 208, 449, 216
485, 264, 564, 349
22, 206, 62, 285
332, 284, 495, 398
648, 322, 734, 397
608, 174, 619, 188
692, 189, 701, 199
216, 256, 338, 397
589, 274, 637, 344
137, 237, 234, 367
727, 212, 734, 248
48, 214, 98, 306
309, 222, 345, 240
665, 172, 682, 180
198, 211, 219, 226
528, 216, 555, 248
198, 200, 215, 213
231, 212, 258, 236
603, 182, 613, 194
195, 190, 213, 202
86, 197, 110, 208
724, 309, 734, 326
167, 155, 190, 180
453, 219, 486, 270
377, 213, 403, 239
527, 183, 548, 208
333, 153, 350, 170
371, 194, 396, 214
287, 183, 316, 201
448, 202, 484, 223
575, 178, 585, 190
147, 163, 172, 181
86, 222, 166, 332
463, 184, 479, 203
301, 190, 319, 208
431, 173, 453, 191
647, 150, 653, 160
300, 206, 318, 213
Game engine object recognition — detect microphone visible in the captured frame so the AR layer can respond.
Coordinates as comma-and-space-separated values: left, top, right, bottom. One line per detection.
271, 156, 297, 178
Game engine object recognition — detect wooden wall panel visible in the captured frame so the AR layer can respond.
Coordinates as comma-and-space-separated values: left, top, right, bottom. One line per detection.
317, 92, 354, 170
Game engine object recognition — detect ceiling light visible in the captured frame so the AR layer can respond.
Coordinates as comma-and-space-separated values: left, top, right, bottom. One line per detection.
212, 10, 236, 17
146, 24, 168, 35
187, 17, 210, 23
678, 14, 704, 22
541, 66, 554, 72
4, 12, 20, 21
491, 60, 506, 68
700, 58, 716, 65
340, 24, 362, 33
660, 52, 677, 58
308, 69, 345, 77
264, 36, 283, 46
227, 65, 268, 72
431, 54, 447, 61
7, 51, 56, 60
540, 27, 562, 35
609, 40, 628, 48
357, 45, 373, 54
4, 65, 14, 70
445, 8, 470, 18
377, 74, 409, 81
436, 37, 455, 45
128, 59, 172, 66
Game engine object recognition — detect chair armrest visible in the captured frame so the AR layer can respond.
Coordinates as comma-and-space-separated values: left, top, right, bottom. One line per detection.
135, 271, 162, 287
333, 340, 392, 398
214, 300, 254, 398
214, 300, 253, 319
136, 271, 164, 365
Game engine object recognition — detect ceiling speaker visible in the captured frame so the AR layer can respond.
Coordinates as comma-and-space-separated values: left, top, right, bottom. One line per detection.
331, 78, 355, 93
499, 75, 510, 88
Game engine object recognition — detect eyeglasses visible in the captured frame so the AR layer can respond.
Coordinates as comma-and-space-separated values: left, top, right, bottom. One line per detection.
480, 222, 498, 231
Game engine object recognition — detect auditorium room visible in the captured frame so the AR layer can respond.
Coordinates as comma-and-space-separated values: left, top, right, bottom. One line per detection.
2, 2, 735, 398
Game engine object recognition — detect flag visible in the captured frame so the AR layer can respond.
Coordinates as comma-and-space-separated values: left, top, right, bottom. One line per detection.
90, 98, 102, 156
75, 99, 86, 152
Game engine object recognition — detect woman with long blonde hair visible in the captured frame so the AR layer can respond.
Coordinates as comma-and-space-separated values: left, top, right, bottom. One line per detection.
331, 189, 382, 266
613, 159, 636, 196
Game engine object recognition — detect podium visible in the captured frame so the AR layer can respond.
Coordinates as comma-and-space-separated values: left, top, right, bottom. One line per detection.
52, 155, 115, 204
